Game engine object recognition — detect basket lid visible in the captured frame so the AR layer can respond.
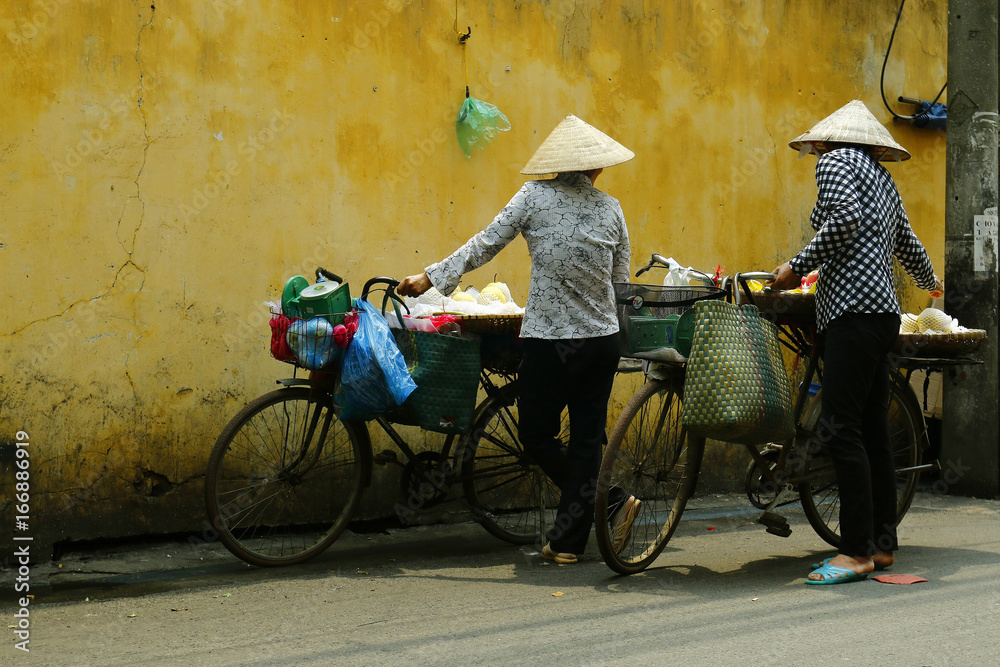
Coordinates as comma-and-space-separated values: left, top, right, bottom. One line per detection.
299, 281, 345, 300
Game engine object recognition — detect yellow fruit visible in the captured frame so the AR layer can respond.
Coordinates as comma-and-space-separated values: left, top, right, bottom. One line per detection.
419, 287, 444, 307
484, 282, 512, 302
450, 291, 475, 302
900, 313, 919, 333
476, 291, 499, 305
480, 285, 509, 303
747, 280, 764, 291
917, 308, 951, 333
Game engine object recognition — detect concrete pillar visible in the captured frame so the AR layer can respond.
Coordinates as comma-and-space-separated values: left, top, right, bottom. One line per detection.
942, 0, 999, 497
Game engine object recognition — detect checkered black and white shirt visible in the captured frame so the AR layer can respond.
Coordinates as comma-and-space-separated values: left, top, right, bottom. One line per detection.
788, 147, 936, 331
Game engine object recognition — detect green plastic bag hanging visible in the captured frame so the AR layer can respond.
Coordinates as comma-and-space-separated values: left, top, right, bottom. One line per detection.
456, 96, 511, 158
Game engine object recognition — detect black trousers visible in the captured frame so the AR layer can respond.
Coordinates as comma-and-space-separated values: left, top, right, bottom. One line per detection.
517, 333, 624, 555
819, 312, 901, 557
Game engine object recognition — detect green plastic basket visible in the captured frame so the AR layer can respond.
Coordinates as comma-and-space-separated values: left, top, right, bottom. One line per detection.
390, 328, 482, 434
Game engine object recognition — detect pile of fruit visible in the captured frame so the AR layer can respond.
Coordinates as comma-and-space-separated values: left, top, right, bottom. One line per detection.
900, 307, 969, 334
448, 282, 513, 306
404, 281, 524, 317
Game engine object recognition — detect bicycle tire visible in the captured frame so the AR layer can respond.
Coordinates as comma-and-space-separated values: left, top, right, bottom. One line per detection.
459, 382, 561, 545
205, 387, 368, 566
798, 369, 926, 548
595, 379, 705, 575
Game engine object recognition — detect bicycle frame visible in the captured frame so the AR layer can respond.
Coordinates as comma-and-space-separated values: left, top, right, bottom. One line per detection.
593, 265, 947, 572
731, 273, 940, 516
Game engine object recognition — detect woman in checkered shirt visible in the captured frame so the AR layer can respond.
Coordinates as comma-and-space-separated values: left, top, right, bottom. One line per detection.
771, 101, 943, 585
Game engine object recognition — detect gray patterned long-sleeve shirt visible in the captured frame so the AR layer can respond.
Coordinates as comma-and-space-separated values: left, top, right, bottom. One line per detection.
788, 147, 936, 331
424, 171, 631, 339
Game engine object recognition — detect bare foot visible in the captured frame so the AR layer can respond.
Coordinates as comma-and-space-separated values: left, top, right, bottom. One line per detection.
807, 553, 874, 581
873, 551, 895, 569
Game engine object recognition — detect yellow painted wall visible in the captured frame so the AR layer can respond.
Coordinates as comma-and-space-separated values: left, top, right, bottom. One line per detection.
0, 0, 948, 553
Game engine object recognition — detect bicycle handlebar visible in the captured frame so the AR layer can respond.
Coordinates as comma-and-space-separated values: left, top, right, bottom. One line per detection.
650, 252, 671, 270
359, 276, 411, 317
722, 271, 778, 306
316, 267, 343, 284
634, 253, 716, 287
361, 276, 401, 301
634, 253, 671, 277
737, 271, 778, 283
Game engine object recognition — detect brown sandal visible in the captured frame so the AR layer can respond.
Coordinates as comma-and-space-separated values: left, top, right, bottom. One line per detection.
541, 543, 578, 564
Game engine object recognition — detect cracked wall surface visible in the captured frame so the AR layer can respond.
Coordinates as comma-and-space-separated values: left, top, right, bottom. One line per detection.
0, 0, 948, 558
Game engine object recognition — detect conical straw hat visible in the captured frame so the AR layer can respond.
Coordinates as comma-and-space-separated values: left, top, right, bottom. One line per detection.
788, 100, 910, 162
521, 114, 635, 175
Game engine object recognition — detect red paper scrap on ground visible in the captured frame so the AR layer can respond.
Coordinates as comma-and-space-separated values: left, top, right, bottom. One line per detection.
872, 574, 928, 585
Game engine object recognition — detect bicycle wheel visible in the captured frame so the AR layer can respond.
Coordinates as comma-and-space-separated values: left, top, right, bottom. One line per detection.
205, 387, 367, 566
595, 379, 705, 575
460, 383, 561, 544
798, 370, 926, 547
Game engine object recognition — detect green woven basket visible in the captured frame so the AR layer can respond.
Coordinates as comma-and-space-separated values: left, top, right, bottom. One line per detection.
682, 299, 795, 445
391, 328, 481, 434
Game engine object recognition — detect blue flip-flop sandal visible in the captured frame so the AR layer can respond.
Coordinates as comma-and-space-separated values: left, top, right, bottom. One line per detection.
810, 556, 889, 571
805, 562, 869, 585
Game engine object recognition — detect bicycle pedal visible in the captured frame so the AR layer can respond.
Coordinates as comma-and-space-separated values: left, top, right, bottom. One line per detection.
373, 450, 398, 465
758, 511, 792, 538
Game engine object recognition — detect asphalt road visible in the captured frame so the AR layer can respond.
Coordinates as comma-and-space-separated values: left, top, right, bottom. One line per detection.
3, 491, 998, 666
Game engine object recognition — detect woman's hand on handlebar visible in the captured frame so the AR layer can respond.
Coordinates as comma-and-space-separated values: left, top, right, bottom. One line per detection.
398, 272, 433, 298
770, 262, 801, 291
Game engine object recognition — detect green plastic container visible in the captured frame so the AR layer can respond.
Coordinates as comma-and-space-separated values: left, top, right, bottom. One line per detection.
296, 282, 351, 321
282, 276, 351, 322
281, 275, 310, 319
626, 309, 695, 357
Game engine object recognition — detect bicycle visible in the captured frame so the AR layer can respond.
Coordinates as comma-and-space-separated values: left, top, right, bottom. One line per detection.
204, 273, 560, 567
593, 256, 937, 574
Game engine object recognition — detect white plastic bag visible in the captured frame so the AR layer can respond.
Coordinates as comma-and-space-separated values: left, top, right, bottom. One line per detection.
661, 257, 695, 287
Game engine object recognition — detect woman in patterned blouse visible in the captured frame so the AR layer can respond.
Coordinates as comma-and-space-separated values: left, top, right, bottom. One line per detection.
771, 101, 943, 585
399, 115, 641, 564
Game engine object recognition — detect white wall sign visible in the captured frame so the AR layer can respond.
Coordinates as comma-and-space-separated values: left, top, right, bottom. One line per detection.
973, 207, 998, 275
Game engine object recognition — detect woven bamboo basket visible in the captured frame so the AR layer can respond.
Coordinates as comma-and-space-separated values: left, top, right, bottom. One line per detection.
894, 329, 987, 357
455, 314, 523, 336
749, 290, 816, 317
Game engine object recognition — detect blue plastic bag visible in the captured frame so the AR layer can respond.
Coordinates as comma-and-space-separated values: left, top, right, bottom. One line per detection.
286, 317, 338, 370
338, 299, 416, 419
